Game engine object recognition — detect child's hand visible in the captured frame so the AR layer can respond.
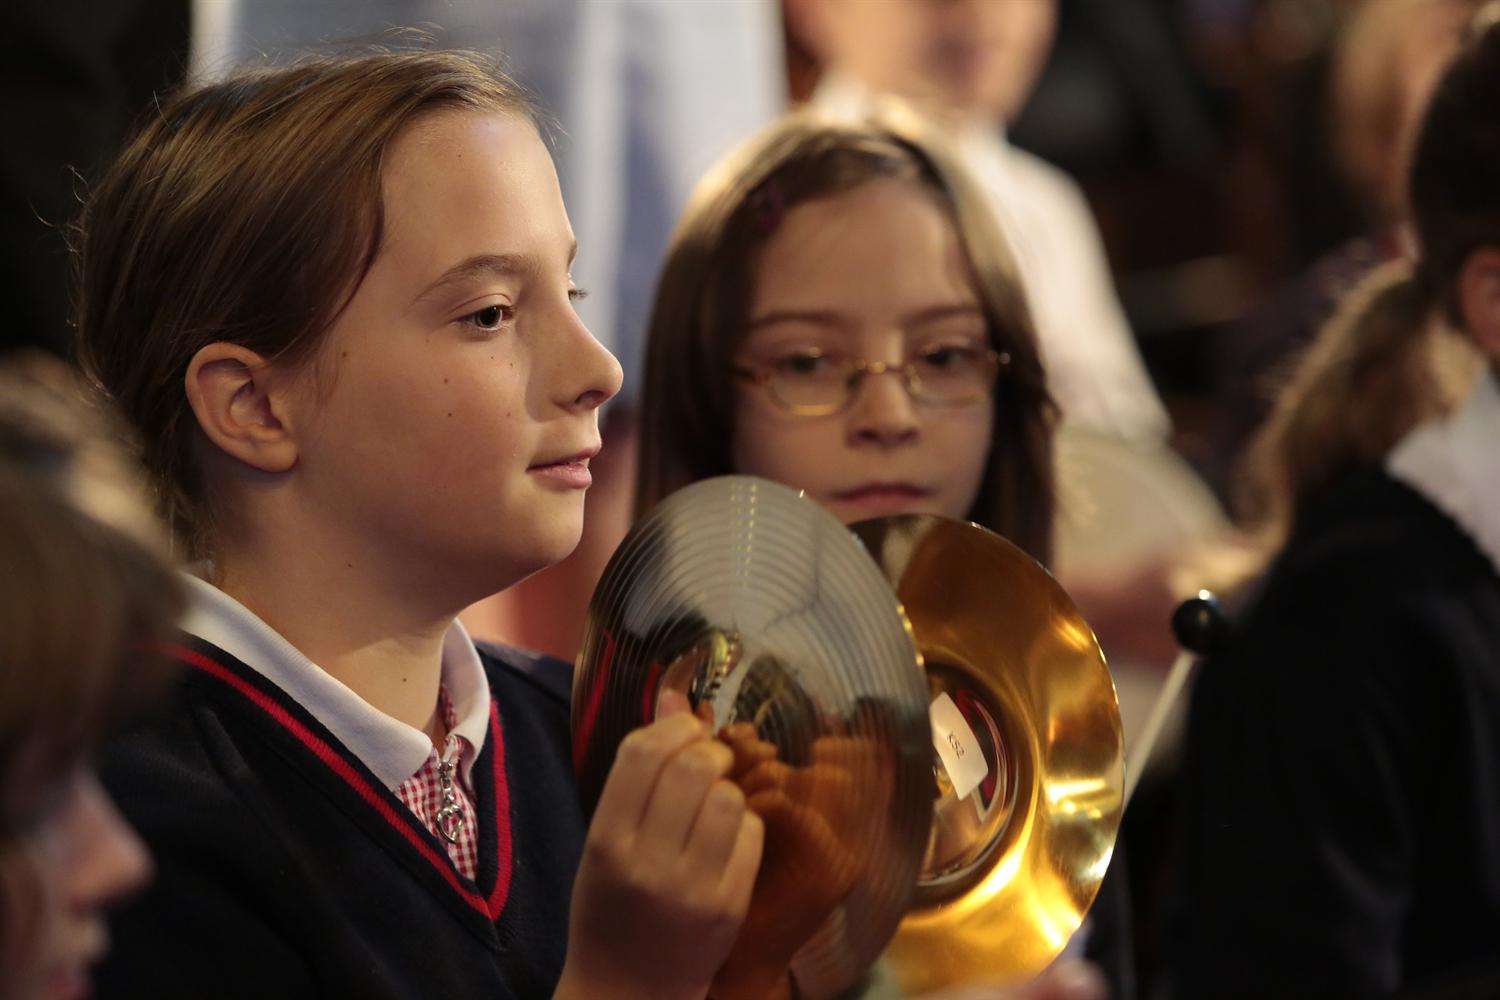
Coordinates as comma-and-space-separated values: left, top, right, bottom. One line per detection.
557, 691, 764, 1000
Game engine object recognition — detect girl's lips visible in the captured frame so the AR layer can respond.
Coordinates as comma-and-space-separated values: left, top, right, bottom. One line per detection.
832, 483, 932, 502
528, 458, 592, 489
47, 960, 93, 1000
829, 483, 934, 514
45, 925, 108, 1000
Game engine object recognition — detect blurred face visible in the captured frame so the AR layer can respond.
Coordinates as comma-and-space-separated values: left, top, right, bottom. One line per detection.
3, 758, 150, 1000
806, 0, 1056, 124
283, 111, 622, 598
732, 178, 994, 526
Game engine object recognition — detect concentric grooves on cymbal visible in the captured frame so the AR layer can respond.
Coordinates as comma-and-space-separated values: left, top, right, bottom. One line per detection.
574, 476, 933, 994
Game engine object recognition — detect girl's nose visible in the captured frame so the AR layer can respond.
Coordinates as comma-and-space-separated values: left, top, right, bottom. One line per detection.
847, 366, 920, 447
556, 310, 624, 414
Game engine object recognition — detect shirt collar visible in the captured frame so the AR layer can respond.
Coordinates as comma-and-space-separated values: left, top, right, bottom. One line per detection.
1387, 367, 1500, 577
179, 574, 491, 790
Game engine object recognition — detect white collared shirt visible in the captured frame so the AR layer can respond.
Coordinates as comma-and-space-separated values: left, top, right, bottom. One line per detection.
179, 574, 492, 790
810, 72, 1172, 445
1388, 367, 1500, 577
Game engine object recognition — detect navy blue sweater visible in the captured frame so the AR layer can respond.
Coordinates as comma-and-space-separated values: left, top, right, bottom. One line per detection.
1177, 472, 1500, 996
96, 636, 584, 999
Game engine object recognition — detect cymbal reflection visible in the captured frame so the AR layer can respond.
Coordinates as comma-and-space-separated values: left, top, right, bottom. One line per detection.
851, 515, 1125, 994
573, 476, 933, 995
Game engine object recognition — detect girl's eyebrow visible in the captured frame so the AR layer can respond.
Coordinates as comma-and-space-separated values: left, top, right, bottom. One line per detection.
745, 308, 844, 330
747, 302, 984, 330
414, 240, 579, 305
905, 303, 986, 325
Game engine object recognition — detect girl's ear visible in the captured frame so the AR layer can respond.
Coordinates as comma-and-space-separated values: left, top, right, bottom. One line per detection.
184, 343, 299, 473
1457, 247, 1500, 360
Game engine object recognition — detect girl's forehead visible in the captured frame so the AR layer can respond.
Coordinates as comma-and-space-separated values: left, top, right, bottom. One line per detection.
382, 111, 554, 216
751, 179, 976, 308
374, 112, 569, 292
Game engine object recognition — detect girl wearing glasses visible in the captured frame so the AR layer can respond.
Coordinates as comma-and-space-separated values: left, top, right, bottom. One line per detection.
635, 112, 1127, 997
637, 112, 1054, 564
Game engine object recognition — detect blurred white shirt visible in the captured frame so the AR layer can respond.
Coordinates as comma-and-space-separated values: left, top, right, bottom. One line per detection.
1389, 368, 1500, 576
812, 72, 1171, 444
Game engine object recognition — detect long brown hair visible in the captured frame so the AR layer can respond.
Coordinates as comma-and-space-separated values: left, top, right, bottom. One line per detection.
0, 356, 182, 974
635, 109, 1057, 563
73, 51, 537, 557
1241, 12, 1500, 539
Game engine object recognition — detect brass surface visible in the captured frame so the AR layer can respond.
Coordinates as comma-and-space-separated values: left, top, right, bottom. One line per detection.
851, 515, 1124, 994
573, 479, 1123, 997
573, 477, 934, 995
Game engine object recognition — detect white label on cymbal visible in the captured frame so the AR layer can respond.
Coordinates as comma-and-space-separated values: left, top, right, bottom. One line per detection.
930, 692, 987, 801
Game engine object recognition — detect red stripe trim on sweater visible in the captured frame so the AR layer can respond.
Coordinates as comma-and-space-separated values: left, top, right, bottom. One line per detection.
164, 642, 511, 920
484, 699, 511, 917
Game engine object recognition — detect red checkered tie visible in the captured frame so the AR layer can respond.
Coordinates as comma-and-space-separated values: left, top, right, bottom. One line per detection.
395, 687, 479, 880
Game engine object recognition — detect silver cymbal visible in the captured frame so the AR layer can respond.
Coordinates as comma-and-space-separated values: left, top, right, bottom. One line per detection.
573, 476, 934, 994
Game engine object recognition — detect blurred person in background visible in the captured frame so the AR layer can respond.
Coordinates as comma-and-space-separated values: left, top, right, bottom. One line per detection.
635, 106, 1135, 1000
1209, 0, 1479, 504
0, 356, 182, 999
787, 0, 1170, 448
784, 0, 1229, 884
1178, 11, 1500, 993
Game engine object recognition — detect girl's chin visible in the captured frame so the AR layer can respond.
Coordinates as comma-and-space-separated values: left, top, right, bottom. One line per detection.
521, 524, 587, 575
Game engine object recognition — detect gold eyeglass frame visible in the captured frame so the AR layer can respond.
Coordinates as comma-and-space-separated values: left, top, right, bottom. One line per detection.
731, 347, 1010, 417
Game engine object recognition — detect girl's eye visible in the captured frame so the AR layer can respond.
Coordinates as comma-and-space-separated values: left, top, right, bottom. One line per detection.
918, 344, 981, 370
771, 350, 836, 378
568, 286, 589, 303
463, 304, 513, 331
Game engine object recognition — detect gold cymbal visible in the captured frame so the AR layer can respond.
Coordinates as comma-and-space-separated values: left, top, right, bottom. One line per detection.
850, 514, 1124, 994
573, 476, 935, 994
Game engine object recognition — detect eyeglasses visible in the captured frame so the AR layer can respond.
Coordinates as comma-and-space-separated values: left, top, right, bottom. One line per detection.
731, 345, 1008, 417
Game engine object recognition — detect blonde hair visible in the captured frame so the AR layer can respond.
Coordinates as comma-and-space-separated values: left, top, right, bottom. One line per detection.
1239, 262, 1480, 539
636, 107, 1058, 562
1243, 12, 1500, 541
